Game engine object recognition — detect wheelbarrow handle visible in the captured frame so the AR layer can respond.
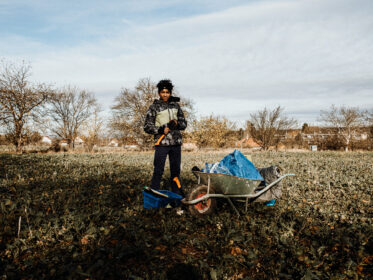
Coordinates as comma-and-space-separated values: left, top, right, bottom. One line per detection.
252, 173, 295, 198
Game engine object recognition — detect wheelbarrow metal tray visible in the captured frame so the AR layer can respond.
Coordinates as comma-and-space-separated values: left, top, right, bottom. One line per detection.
193, 171, 262, 195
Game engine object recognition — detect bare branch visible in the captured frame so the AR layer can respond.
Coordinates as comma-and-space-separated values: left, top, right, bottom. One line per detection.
47, 86, 97, 148
0, 61, 51, 152
249, 106, 296, 150
319, 105, 363, 151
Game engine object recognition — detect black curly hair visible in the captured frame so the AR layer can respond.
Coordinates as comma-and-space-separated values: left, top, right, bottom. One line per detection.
156, 79, 174, 94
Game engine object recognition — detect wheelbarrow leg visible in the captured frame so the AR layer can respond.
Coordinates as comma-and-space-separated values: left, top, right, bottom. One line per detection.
227, 198, 240, 217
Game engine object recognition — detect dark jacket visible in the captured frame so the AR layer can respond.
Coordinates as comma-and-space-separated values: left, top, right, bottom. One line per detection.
144, 97, 187, 146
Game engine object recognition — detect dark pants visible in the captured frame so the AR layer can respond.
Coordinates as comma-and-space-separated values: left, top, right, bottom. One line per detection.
150, 145, 183, 195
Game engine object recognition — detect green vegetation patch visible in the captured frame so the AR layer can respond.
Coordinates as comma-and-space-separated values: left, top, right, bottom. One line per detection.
0, 152, 372, 279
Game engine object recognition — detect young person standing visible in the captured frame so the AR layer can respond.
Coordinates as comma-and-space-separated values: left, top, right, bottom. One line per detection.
144, 79, 187, 196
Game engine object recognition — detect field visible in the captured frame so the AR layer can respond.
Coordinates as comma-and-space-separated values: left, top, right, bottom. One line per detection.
0, 151, 372, 279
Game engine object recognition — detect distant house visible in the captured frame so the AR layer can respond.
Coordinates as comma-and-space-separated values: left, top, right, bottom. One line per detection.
284, 129, 300, 138
60, 139, 69, 147
235, 137, 261, 148
354, 132, 368, 141
275, 129, 302, 140
74, 137, 84, 145
182, 142, 198, 151
108, 139, 119, 147
41, 136, 52, 145
300, 127, 370, 143
123, 144, 139, 151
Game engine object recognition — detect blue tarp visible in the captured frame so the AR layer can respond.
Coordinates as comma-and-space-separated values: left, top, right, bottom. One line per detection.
202, 149, 264, 181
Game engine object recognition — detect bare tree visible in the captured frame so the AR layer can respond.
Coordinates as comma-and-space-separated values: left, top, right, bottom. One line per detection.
81, 106, 104, 152
362, 108, 373, 149
110, 78, 194, 148
48, 86, 97, 148
189, 115, 237, 148
249, 106, 297, 150
365, 109, 373, 126
0, 61, 50, 152
319, 105, 363, 152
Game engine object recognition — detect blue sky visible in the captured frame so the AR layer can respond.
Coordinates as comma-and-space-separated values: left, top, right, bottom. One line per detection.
1, 0, 373, 126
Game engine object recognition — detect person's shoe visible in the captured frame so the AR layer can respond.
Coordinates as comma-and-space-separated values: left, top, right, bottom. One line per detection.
171, 188, 185, 198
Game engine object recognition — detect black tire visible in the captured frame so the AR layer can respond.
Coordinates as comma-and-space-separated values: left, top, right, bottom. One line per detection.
187, 185, 217, 217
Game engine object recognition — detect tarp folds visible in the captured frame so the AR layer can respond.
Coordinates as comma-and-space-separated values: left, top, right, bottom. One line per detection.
202, 149, 264, 181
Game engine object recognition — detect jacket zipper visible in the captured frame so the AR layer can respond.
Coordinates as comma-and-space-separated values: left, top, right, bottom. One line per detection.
167, 103, 172, 122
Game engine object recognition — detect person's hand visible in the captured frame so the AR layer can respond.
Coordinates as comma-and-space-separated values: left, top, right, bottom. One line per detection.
164, 127, 170, 134
167, 120, 178, 130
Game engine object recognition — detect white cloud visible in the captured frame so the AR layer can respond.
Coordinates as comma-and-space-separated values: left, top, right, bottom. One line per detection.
1, 0, 372, 124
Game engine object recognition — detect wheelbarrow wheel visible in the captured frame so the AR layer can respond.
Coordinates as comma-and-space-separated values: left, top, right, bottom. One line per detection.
187, 185, 217, 217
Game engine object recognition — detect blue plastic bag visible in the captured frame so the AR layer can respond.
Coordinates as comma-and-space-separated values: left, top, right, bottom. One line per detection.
202, 149, 264, 181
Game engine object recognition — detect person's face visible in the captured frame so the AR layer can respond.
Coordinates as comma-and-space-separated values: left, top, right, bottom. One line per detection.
159, 89, 171, 102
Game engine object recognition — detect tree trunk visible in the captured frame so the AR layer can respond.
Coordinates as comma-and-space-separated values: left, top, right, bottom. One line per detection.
16, 140, 23, 153
345, 135, 350, 152
15, 124, 24, 153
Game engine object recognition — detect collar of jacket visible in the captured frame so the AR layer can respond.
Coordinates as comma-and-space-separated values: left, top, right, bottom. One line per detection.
156, 96, 180, 104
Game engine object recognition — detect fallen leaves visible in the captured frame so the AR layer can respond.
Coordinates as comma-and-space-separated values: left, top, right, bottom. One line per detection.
230, 247, 243, 256
155, 245, 167, 252
81, 237, 89, 245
